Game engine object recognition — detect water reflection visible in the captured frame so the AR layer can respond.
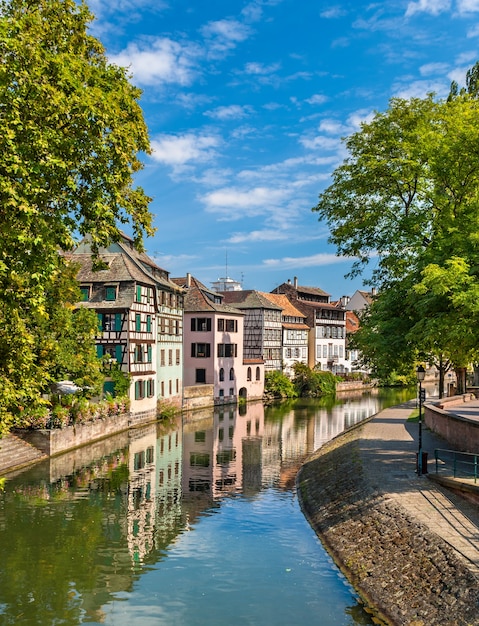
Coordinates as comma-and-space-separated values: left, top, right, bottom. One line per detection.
0, 389, 413, 625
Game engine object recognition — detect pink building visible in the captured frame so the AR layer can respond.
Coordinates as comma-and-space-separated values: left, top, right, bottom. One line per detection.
172, 274, 264, 407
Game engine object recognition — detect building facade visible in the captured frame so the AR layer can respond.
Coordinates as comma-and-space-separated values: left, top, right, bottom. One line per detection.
72, 233, 184, 413
271, 277, 348, 374
173, 275, 264, 406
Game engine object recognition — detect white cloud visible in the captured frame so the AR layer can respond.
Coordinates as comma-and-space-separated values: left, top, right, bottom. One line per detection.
263, 253, 351, 269
419, 62, 450, 76
204, 105, 253, 120
467, 23, 479, 36
305, 94, 329, 105
300, 135, 341, 151
457, 0, 479, 13
201, 19, 252, 57
150, 133, 221, 166
201, 186, 288, 216
110, 38, 199, 86
228, 229, 290, 244
318, 119, 349, 135
244, 61, 282, 75
405, 0, 451, 17
392, 79, 448, 98
320, 6, 347, 18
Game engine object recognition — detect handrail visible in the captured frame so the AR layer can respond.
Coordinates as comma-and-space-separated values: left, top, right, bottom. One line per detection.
434, 448, 479, 483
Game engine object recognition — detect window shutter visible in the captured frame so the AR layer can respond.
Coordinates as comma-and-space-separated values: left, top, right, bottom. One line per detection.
96, 344, 103, 358
148, 345, 152, 363
97, 313, 103, 333
115, 313, 122, 332
115, 344, 123, 364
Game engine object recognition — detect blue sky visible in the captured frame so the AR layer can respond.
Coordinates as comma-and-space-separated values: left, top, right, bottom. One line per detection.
88, 0, 479, 299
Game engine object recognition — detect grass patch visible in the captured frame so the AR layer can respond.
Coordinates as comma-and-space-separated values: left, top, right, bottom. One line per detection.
407, 408, 420, 422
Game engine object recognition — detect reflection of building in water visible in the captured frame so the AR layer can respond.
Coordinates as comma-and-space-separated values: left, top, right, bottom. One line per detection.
312, 395, 381, 449
182, 403, 266, 500
155, 419, 183, 542
127, 424, 158, 566
127, 419, 183, 566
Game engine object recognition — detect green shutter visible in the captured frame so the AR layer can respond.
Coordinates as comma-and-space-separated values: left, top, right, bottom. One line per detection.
115, 344, 123, 364
97, 313, 103, 333
96, 344, 103, 358
135, 381, 140, 400
136, 285, 142, 302
147, 345, 152, 363
115, 313, 122, 332
136, 314, 141, 331
146, 315, 151, 332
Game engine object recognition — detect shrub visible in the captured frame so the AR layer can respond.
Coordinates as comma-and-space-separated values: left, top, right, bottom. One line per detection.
293, 363, 337, 397
264, 371, 298, 399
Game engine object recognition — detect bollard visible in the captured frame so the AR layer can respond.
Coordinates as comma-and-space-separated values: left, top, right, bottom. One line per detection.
416, 451, 428, 474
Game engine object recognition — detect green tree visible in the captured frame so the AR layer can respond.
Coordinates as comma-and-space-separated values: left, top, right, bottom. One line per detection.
0, 0, 154, 432
314, 76, 479, 392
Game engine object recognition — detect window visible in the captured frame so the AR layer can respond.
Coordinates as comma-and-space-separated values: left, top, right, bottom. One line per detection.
190, 453, 210, 467
147, 379, 155, 397
219, 389, 224, 397
176, 349, 180, 365
217, 344, 237, 357
80, 286, 90, 301
195, 431, 206, 443
105, 286, 116, 301
323, 345, 327, 358
135, 345, 145, 363
135, 380, 145, 400
256, 367, 261, 381
229, 368, 234, 380
217, 318, 225, 331
196, 369, 206, 383
160, 349, 165, 367
229, 388, 234, 396
219, 368, 225, 382
226, 319, 237, 332
247, 367, 252, 381
191, 343, 210, 358
101, 313, 122, 332
146, 446, 154, 463
135, 314, 141, 332
191, 318, 211, 332
168, 349, 173, 366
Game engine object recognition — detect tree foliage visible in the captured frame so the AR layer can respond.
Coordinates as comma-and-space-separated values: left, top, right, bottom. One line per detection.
0, 0, 154, 432
314, 65, 479, 389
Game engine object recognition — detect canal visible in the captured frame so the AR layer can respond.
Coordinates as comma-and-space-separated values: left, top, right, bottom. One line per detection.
0, 387, 415, 625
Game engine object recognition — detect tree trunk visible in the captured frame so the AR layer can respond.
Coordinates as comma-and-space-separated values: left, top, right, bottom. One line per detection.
454, 367, 467, 395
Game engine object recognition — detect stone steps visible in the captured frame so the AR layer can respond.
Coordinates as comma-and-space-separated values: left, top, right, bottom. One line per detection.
0, 433, 47, 475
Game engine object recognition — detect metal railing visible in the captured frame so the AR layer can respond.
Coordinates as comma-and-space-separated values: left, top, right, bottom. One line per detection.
434, 448, 479, 483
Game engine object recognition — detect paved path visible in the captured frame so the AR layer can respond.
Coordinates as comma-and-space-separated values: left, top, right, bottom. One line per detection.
361, 400, 479, 576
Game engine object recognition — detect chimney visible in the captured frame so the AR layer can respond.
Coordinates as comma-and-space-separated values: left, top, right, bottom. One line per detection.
294, 276, 298, 289
186, 272, 191, 288
287, 279, 291, 285
371, 287, 377, 296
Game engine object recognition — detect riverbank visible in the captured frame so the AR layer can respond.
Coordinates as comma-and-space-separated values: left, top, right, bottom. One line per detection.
297, 403, 479, 626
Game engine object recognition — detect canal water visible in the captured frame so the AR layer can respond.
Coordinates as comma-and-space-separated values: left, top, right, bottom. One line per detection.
0, 387, 414, 625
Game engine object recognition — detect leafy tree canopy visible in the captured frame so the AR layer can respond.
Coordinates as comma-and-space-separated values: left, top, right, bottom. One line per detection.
314, 63, 479, 385
0, 0, 154, 432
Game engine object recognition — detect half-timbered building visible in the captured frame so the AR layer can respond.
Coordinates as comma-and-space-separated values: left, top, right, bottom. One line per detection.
72, 234, 184, 413
220, 290, 283, 371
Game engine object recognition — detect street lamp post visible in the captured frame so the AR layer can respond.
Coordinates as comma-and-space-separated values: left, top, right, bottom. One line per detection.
416, 365, 426, 475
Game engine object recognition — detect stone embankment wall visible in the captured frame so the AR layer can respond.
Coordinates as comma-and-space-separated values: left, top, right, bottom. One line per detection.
297, 426, 479, 626
425, 396, 479, 452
